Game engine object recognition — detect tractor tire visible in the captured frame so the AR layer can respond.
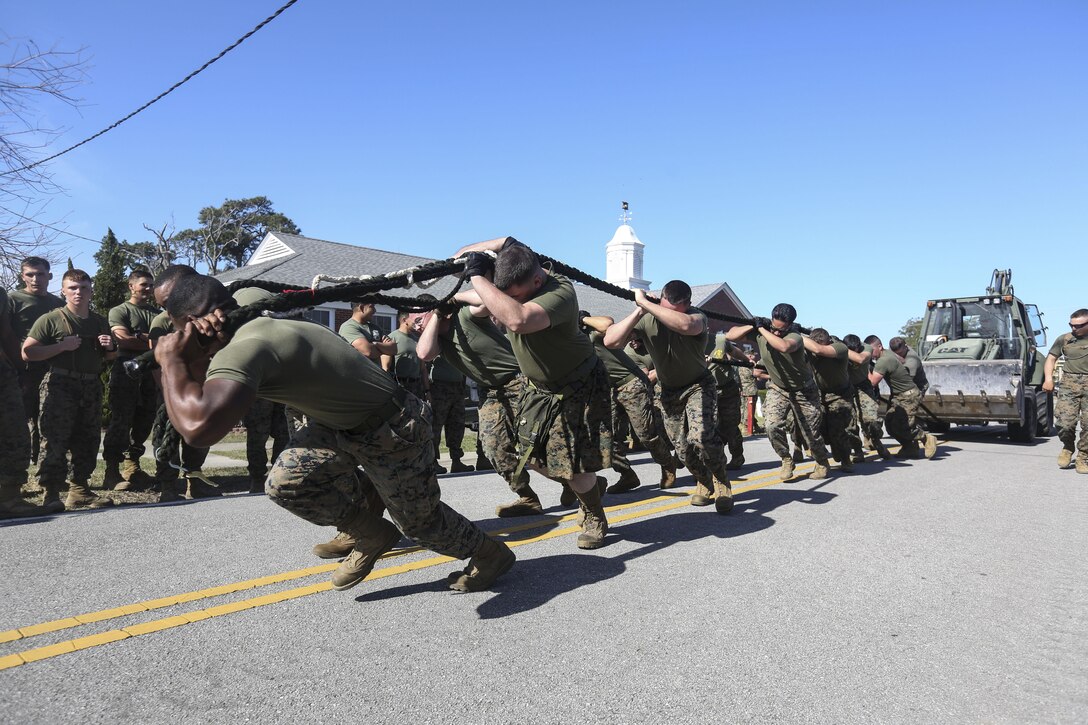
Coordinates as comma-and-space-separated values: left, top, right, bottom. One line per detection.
1008, 399, 1037, 444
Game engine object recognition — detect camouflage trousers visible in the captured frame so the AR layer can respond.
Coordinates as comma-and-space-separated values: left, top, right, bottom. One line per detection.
37, 371, 103, 490
885, 387, 927, 448
0, 360, 31, 485
267, 392, 484, 559
21, 362, 48, 463
102, 361, 157, 464
716, 383, 744, 462
429, 380, 466, 461
851, 382, 884, 449
659, 373, 729, 486
479, 377, 530, 493
611, 376, 674, 479
517, 358, 612, 482
821, 390, 863, 463
245, 398, 290, 480
1055, 372, 1088, 456
151, 403, 210, 481
765, 383, 830, 463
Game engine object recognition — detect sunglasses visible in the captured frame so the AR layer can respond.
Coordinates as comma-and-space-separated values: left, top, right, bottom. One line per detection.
1071, 321, 1088, 329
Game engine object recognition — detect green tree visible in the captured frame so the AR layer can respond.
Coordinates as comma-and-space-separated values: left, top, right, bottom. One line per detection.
93, 228, 129, 315
898, 316, 923, 348
174, 196, 300, 274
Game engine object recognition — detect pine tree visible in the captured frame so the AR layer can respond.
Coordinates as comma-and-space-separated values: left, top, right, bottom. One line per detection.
93, 228, 129, 315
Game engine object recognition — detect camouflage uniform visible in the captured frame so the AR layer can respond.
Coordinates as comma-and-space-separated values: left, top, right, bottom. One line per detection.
1056, 373, 1088, 456
715, 377, 744, 463
612, 375, 675, 475
764, 383, 830, 461
244, 398, 290, 480
659, 374, 729, 486
852, 381, 884, 448
428, 379, 467, 462
884, 387, 927, 448
37, 371, 104, 492
820, 390, 862, 463
102, 362, 158, 465
478, 377, 529, 492
0, 358, 31, 488
267, 392, 484, 558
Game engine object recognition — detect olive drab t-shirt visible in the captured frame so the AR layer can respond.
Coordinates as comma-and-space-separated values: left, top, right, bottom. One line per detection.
429, 354, 464, 384
339, 318, 379, 347
149, 310, 173, 340
26, 307, 113, 375
108, 301, 160, 359
1051, 332, 1088, 375
206, 317, 397, 430
756, 331, 814, 392
873, 352, 917, 396
632, 310, 709, 391
848, 344, 872, 386
506, 273, 596, 386
8, 289, 64, 341
438, 306, 521, 388
902, 349, 929, 391
809, 341, 851, 394
590, 331, 647, 389
625, 344, 654, 373
708, 333, 739, 390
388, 329, 424, 380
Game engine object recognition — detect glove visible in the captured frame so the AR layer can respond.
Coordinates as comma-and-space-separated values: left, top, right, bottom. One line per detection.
753, 316, 772, 330
463, 252, 495, 279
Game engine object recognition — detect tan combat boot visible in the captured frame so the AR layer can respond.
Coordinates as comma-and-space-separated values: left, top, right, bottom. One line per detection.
779, 456, 795, 481
115, 460, 155, 491
157, 477, 182, 503
313, 531, 358, 559
102, 462, 124, 489
811, 460, 831, 480
1058, 449, 1073, 469
606, 470, 640, 494
330, 511, 403, 590
712, 476, 733, 515
690, 480, 713, 507
0, 478, 62, 518
449, 536, 516, 592
65, 481, 114, 509
573, 482, 608, 549
1076, 456, 1088, 475
495, 495, 543, 518
659, 462, 677, 489
185, 471, 221, 499
923, 434, 938, 459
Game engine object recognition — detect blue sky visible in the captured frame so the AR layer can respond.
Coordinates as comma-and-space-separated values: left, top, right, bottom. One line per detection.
5, 0, 1086, 341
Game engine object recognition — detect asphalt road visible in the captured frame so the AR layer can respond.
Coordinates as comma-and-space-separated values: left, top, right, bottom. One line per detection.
2, 431, 1086, 724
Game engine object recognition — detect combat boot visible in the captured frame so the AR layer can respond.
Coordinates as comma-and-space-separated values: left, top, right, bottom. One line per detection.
248, 476, 265, 494
838, 458, 854, 473
65, 481, 114, 509
851, 449, 866, 464
1058, 449, 1074, 469
102, 462, 124, 489
894, 444, 920, 460
606, 470, 640, 494
330, 512, 402, 590
495, 494, 543, 518
559, 484, 577, 507
811, 460, 831, 480
690, 480, 713, 507
313, 531, 358, 559
185, 471, 221, 499
0, 479, 62, 518
433, 461, 447, 475
449, 459, 474, 474
659, 462, 677, 489
923, 434, 938, 459
573, 482, 608, 549
116, 460, 155, 492
725, 455, 745, 471
874, 439, 893, 460
779, 456, 795, 481
474, 455, 494, 471
449, 536, 516, 592
157, 478, 182, 504
712, 476, 733, 515
1076, 456, 1088, 475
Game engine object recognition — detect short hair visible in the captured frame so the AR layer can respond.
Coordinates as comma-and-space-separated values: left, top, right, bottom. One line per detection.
21, 256, 50, 272
494, 244, 541, 290
155, 264, 197, 290
810, 327, 831, 345
397, 310, 411, 324
62, 269, 91, 284
165, 274, 234, 320
889, 336, 908, 353
661, 280, 692, 305
842, 334, 863, 352
771, 303, 797, 324
128, 269, 153, 284
864, 335, 882, 346
1072, 309, 1088, 319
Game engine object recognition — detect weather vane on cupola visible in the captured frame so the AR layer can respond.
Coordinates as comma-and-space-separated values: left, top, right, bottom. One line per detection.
620, 200, 632, 225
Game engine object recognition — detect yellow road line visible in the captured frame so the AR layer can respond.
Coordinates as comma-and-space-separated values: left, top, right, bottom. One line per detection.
0, 456, 846, 671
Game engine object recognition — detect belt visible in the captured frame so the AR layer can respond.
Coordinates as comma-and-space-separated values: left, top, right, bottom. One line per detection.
345, 387, 408, 436
49, 367, 100, 382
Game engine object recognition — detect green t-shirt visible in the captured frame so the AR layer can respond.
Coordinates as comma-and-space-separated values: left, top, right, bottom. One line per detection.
590, 331, 647, 389
874, 352, 917, 395
507, 273, 596, 386
339, 318, 379, 346
206, 317, 397, 430
902, 349, 929, 390
149, 310, 174, 340
429, 355, 464, 384
7, 289, 63, 341
389, 329, 423, 380
632, 310, 709, 391
848, 344, 872, 386
809, 341, 851, 393
108, 300, 160, 360
27, 307, 113, 375
232, 287, 276, 307
708, 333, 740, 390
1051, 332, 1088, 375
437, 306, 520, 388
756, 332, 815, 392
625, 344, 654, 373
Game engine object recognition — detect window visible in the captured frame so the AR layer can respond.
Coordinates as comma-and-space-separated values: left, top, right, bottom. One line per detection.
302, 308, 332, 328
372, 315, 394, 336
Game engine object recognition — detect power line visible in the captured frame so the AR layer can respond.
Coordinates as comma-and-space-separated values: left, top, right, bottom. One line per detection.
0, 203, 101, 243
1, 0, 302, 177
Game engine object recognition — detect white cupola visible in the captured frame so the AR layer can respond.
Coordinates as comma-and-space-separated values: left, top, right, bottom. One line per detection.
605, 202, 650, 290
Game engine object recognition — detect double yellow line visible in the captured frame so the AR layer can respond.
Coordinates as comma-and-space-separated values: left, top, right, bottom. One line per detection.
0, 458, 843, 672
